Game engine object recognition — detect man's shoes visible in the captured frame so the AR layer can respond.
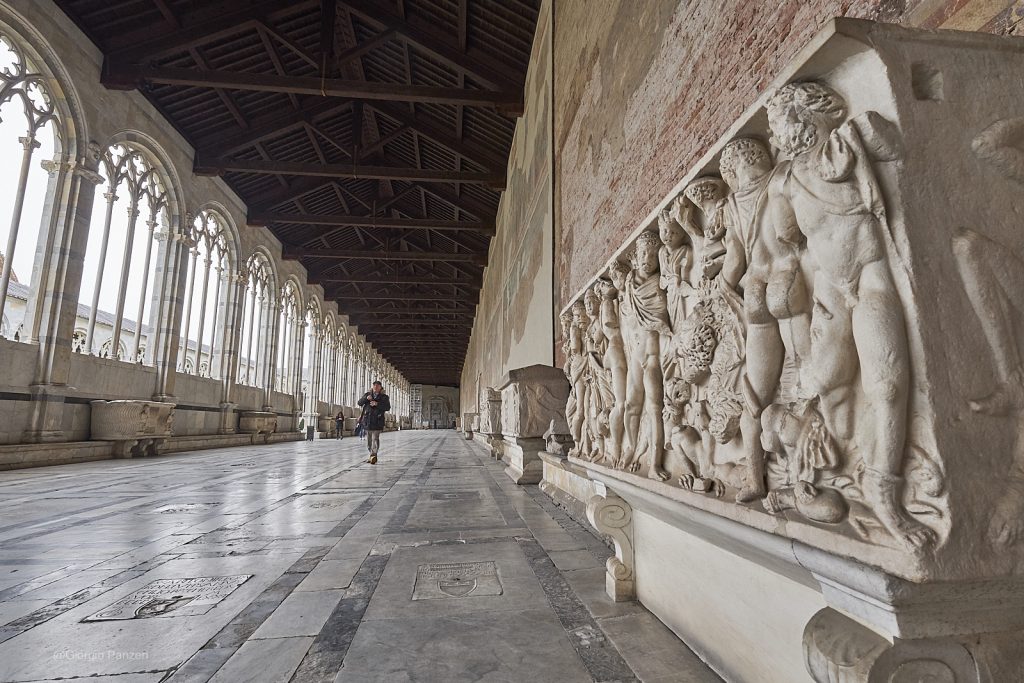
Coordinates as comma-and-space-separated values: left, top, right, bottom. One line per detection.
368, 454, 378, 464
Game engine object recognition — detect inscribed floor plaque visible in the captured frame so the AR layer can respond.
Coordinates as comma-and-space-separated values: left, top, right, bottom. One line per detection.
82, 575, 252, 621
411, 561, 502, 600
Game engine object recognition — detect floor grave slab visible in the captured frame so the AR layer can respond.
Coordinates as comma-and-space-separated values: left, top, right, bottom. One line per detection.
150, 503, 222, 514
81, 575, 251, 621
411, 561, 503, 600
429, 490, 482, 501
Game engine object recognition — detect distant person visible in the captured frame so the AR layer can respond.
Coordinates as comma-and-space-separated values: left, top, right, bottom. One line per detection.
357, 381, 390, 464
335, 411, 344, 440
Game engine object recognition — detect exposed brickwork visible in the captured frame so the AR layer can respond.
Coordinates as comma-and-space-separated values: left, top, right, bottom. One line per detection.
554, 0, 1024, 309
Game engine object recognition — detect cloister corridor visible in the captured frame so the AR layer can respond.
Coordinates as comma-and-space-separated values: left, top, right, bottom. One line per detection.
0, 431, 716, 682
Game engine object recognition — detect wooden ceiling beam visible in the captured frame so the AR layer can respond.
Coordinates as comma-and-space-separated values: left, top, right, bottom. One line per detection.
249, 212, 494, 234
282, 248, 486, 264
329, 293, 474, 302
312, 276, 479, 286
195, 158, 505, 187
102, 64, 522, 110
346, 309, 468, 317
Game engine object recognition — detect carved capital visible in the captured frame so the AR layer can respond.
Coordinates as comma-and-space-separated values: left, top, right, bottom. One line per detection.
586, 491, 634, 602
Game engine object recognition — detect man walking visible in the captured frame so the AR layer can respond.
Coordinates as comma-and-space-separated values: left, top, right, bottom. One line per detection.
357, 381, 390, 464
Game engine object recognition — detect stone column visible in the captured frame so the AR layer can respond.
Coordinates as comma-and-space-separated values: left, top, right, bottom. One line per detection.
498, 364, 571, 483
291, 319, 306, 430
22, 147, 103, 442
218, 271, 247, 434
260, 298, 279, 412
150, 219, 189, 403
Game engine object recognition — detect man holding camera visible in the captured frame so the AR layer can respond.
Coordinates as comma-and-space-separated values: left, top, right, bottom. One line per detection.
357, 381, 390, 464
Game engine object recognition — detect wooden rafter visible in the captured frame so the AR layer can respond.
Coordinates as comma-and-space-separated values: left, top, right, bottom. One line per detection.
106, 0, 320, 61
338, 0, 519, 92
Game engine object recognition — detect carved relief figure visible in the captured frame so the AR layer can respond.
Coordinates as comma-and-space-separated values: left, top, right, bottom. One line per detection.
658, 207, 693, 330
682, 177, 729, 283
764, 81, 930, 550
560, 310, 577, 449
760, 398, 846, 524
952, 117, 1024, 546
597, 275, 628, 464
610, 260, 639, 463
718, 137, 816, 502
583, 288, 614, 460
622, 232, 671, 480
567, 301, 590, 457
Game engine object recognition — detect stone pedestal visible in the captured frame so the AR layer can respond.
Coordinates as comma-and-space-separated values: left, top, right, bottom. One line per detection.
89, 400, 174, 458
477, 386, 503, 459
463, 411, 478, 440
502, 437, 546, 484
498, 365, 571, 484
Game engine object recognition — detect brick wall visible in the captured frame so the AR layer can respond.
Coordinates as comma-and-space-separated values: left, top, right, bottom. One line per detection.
554, 0, 1024, 310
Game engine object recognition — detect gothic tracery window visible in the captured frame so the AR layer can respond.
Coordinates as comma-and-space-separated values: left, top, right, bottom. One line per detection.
0, 33, 60, 341
237, 253, 272, 388
178, 208, 231, 378
275, 281, 300, 394
78, 143, 168, 362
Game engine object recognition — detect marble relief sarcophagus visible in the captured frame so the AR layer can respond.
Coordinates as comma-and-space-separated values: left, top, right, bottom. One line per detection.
561, 18, 1024, 682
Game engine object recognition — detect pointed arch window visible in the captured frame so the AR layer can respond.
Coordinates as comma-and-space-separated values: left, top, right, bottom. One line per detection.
178, 209, 231, 378
275, 282, 300, 394
0, 34, 60, 341
78, 144, 168, 363
238, 253, 272, 387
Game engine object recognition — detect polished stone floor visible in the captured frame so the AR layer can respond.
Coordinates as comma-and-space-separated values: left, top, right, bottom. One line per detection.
0, 431, 718, 682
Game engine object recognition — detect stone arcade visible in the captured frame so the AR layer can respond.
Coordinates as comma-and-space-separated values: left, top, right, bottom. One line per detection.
1, 1, 1024, 682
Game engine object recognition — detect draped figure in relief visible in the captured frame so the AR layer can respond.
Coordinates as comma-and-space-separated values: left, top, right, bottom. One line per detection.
597, 272, 629, 465
621, 232, 672, 480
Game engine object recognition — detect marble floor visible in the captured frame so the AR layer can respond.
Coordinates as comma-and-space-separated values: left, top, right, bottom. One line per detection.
0, 431, 719, 682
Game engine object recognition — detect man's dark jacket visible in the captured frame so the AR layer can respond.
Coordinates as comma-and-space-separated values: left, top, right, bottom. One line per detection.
357, 391, 391, 430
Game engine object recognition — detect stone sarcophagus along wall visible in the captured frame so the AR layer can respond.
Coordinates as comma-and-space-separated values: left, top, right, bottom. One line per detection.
561, 18, 1024, 683
90, 400, 174, 458
238, 411, 277, 434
